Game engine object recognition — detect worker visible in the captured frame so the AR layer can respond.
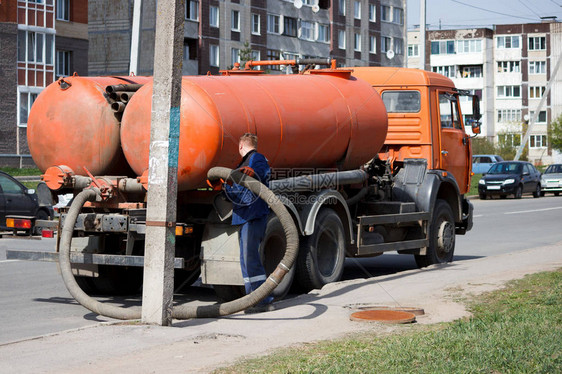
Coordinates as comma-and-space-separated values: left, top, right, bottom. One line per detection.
224, 133, 274, 312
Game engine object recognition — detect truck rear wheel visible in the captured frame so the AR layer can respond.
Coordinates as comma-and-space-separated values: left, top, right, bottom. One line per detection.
296, 208, 345, 291
415, 199, 455, 268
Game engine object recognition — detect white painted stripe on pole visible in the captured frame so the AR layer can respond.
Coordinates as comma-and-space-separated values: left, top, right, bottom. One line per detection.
504, 207, 562, 215
473, 214, 483, 218
0, 260, 20, 263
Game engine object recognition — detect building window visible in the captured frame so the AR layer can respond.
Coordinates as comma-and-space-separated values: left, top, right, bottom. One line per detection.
251, 50, 260, 61
408, 44, 419, 57
381, 5, 391, 22
369, 4, 376, 22
231, 10, 240, 32
56, 50, 71, 77
497, 109, 522, 123
394, 37, 403, 55
529, 61, 546, 74
19, 91, 39, 127
498, 133, 521, 147
528, 36, 546, 50
496, 35, 520, 49
251, 13, 260, 35
497, 61, 520, 73
354, 1, 361, 19
300, 20, 314, 41
317, 24, 329, 43
529, 86, 546, 99
267, 49, 281, 70
456, 39, 482, 53
460, 65, 482, 78
497, 85, 521, 98
369, 35, 376, 54
529, 135, 547, 148
267, 14, 280, 34
210, 6, 219, 28
338, 30, 346, 49
210, 44, 219, 67
530, 111, 547, 123
354, 33, 361, 51
18, 30, 54, 65
432, 65, 455, 78
284, 17, 298, 37
381, 36, 391, 53
56, 0, 69, 21
393, 7, 403, 25
231, 48, 240, 66
339, 0, 346, 16
186, 1, 198, 21
183, 38, 197, 60
431, 40, 455, 55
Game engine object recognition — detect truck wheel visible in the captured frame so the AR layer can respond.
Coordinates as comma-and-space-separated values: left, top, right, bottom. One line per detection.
33, 209, 49, 236
478, 193, 486, 200
415, 199, 455, 268
88, 266, 143, 295
296, 208, 345, 292
259, 213, 296, 300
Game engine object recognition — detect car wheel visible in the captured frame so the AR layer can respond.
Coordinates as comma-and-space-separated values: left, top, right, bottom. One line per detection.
540, 191, 546, 197
478, 193, 486, 200
514, 185, 523, 199
555, 192, 560, 197
500, 194, 507, 199
33, 210, 49, 235
533, 184, 541, 198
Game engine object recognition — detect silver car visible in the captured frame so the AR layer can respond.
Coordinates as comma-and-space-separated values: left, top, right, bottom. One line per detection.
540, 164, 562, 196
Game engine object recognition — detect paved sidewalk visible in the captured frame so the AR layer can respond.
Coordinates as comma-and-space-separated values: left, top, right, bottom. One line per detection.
2, 243, 561, 374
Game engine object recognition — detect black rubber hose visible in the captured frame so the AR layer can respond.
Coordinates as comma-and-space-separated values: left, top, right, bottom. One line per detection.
58, 167, 299, 320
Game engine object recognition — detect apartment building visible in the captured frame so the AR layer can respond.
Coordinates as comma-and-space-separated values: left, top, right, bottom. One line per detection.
0, 0, 88, 168
407, 21, 562, 165
88, 0, 407, 76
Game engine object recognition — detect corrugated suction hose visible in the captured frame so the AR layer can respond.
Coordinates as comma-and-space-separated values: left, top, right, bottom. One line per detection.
58, 167, 299, 320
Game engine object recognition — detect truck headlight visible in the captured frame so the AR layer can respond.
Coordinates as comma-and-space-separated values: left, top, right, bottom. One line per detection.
479, 179, 485, 185
503, 179, 515, 185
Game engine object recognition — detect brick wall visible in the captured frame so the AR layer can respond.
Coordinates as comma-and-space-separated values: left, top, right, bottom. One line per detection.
0, 22, 18, 157
56, 36, 89, 76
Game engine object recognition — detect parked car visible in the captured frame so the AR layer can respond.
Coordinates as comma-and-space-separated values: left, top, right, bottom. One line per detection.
0, 171, 53, 234
540, 164, 562, 196
472, 154, 504, 174
478, 161, 541, 199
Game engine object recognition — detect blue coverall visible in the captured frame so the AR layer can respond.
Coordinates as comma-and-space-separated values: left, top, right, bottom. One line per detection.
224, 150, 273, 304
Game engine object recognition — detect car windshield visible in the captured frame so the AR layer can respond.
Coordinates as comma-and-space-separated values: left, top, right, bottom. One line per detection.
545, 164, 562, 174
487, 163, 522, 175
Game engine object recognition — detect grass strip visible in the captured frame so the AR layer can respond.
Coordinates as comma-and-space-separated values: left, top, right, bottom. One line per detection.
215, 269, 561, 374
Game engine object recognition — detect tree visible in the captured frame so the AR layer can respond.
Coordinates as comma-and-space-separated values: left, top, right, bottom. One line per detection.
239, 42, 253, 68
548, 113, 562, 153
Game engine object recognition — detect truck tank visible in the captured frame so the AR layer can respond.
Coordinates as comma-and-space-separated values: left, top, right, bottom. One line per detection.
120, 70, 388, 191
27, 76, 151, 176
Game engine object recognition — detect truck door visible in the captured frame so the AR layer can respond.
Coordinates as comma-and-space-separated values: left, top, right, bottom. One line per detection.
438, 92, 470, 194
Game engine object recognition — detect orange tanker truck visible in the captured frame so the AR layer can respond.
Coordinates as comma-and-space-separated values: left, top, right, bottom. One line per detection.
7, 60, 479, 309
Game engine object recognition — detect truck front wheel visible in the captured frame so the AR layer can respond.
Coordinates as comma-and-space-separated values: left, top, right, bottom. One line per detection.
296, 208, 345, 291
415, 199, 455, 268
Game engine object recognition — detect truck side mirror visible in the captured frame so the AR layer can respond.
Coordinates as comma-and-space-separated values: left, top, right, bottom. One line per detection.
472, 95, 481, 121
471, 122, 481, 135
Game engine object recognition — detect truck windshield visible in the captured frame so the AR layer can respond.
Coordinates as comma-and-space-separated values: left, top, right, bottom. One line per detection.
381, 91, 421, 113
487, 163, 522, 175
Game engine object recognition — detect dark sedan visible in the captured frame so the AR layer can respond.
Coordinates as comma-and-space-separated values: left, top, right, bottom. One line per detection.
0, 171, 53, 234
478, 161, 541, 199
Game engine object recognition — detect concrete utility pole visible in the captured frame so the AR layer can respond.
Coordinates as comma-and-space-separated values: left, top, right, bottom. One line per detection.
129, 0, 143, 75
141, 0, 184, 326
419, 0, 426, 70
515, 55, 562, 160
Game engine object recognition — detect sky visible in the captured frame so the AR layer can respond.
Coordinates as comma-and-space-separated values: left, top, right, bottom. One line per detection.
406, 0, 562, 30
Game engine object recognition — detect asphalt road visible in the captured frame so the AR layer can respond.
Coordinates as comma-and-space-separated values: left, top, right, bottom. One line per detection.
1, 194, 561, 345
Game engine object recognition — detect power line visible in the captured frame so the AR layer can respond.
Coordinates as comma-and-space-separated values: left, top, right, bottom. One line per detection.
518, 0, 541, 18
450, 0, 538, 21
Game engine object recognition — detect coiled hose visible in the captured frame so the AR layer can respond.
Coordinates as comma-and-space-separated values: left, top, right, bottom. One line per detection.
58, 167, 299, 320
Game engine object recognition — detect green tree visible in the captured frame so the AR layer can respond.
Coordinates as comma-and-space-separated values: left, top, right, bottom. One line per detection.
548, 114, 562, 152
239, 41, 253, 67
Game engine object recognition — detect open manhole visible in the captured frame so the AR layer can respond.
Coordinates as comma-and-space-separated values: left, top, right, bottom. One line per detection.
350, 309, 416, 324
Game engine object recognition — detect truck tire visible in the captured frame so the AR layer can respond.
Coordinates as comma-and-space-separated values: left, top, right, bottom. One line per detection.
296, 208, 345, 292
415, 199, 455, 268
260, 213, 296, 299
88, 266, 143, 295
33, 209, 50, 236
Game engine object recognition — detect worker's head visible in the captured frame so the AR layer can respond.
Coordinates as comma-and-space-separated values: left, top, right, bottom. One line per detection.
239, 133, 258, 157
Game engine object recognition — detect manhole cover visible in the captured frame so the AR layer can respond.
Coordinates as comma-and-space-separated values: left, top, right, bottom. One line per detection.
350, 309, 416, 324
356, 306, 425, 316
